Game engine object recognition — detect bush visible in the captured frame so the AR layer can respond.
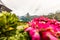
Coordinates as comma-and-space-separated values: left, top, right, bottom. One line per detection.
0, 11, 20, 40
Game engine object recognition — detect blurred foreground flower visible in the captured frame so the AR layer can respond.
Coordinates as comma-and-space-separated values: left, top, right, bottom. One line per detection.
25, 16, 60, 40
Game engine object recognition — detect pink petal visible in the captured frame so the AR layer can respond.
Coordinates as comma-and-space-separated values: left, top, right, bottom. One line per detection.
25, 27, 33, 31
32, 32, 40, 40
47, 32, 58, 40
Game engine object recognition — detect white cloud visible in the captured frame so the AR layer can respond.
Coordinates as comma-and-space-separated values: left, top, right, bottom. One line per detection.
2, 0, 60, 16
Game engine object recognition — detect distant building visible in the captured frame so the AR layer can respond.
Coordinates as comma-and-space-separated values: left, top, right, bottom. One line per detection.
26, 13, 30, 18
0, 0, 12, 12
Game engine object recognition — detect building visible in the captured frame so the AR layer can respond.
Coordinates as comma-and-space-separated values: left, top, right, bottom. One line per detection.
0, 0, 12, 12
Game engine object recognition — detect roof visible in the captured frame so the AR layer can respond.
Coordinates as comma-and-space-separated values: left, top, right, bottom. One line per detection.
0, 0, 4, 5
0, 0, 12, 12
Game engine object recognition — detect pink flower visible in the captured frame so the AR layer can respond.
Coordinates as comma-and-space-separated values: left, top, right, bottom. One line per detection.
32, 32, 40, 40
42, 32, 50, 40
29, 29, 36, 36
37, 21, 50, 30
25, 27, 34, 31
33, 18, 39, 21
25, 16, 60, 40
47, 32, 58, 40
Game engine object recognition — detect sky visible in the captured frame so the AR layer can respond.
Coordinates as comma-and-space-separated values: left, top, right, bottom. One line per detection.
1, 0, 60, 16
